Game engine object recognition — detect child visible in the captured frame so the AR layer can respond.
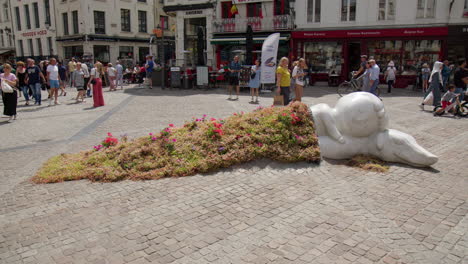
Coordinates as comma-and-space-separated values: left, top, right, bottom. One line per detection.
434, 85, 459, 116
73, 63, 86, 103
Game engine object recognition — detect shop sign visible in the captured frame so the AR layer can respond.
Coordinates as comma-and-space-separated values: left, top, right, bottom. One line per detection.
22, 30, 48, 37
232, 0, 272, 3
292, 27, 448, 39
448, 25, 468, 36
185, 10, 203, 15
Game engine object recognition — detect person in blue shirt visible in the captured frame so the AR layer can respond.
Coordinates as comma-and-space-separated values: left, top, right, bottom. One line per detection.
441, 60, 451, 90
145, 55, 154, 88
58, 61, 67, 96
228, 55, 242, 100
25, 59, 46, 105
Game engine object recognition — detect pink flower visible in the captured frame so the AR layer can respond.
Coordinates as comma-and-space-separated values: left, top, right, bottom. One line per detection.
257, 142, 263, 147
149, 133, 153, 136
172, 138, 177, 142
169, 124, 174, 127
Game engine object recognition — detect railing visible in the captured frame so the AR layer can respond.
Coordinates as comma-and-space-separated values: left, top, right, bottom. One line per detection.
213, 15, 293, 33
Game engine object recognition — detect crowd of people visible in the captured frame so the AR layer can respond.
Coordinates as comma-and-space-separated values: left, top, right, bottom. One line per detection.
0, 55, 156, 122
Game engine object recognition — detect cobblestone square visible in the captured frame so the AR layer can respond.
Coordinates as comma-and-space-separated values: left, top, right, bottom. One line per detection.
0, 85, 466, 264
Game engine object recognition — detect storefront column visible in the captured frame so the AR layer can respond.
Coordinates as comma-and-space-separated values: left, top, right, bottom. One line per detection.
175, 12, 185, 67
110, 44, 119, 64
343, 40, 349, 80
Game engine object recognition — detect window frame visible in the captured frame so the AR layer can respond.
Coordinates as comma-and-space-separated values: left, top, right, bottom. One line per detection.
47, 37, 53, 55
341, 0, 356, 22
416, 0, 435, 18
28, 39, 34, 57
138, 10, 147, 33
33, 3, 40, 28
246, 3, 262, 18
94, 11, 106, 35
378, 0, 395, 20
62, 12, 69, 35
72, 11, 79, 34
274, 0, 286, 16
25, 5, 31, 30
15, 7, 21, 31
18, 40, 24, 57
307, 0, 321, 23
121, 9, 131, 32
37, 38, 43, 56
44, 0, 51, 26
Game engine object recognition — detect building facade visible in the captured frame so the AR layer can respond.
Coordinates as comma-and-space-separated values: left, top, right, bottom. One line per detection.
0, 0, 15, 63
293, 0, 468, 87
54, 0, 174, 66
163, 0, 216, 67
9, 0, 58, 62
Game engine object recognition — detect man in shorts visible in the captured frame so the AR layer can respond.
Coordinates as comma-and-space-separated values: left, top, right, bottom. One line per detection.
228, 55, 241, 100
47, 58, 61, 105
145, 55, 154, 88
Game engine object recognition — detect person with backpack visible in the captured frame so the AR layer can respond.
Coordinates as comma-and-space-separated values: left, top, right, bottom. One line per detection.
420, 61, 444, 110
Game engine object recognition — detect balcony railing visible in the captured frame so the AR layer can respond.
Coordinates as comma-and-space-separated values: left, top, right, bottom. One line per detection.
213, 15, 293, 33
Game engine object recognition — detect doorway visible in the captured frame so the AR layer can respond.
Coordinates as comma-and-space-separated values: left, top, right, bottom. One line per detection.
348, 42, 361, 77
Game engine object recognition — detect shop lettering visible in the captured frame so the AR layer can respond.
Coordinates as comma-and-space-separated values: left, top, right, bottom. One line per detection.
185, 10, 203, 15
22, 30, 47, 37
347, 31, 382, 36
304, 33, 326, 37
403, 30, 425, 35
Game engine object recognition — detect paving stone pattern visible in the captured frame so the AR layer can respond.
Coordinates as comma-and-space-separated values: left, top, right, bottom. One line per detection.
0, 85, 466, 264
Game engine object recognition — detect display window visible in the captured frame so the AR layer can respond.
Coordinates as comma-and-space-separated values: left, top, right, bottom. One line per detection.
303, 42, 342, 74
402, 40, 441, 75
367, 40, 402, 73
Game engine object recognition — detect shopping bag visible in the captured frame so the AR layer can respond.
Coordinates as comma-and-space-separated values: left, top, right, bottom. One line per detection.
1, 79, 14, 93
423, 92, 433, 105
273, 95, 284, 106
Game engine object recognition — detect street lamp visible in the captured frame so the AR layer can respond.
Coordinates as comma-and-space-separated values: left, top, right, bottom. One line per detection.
154, 25, 165, 89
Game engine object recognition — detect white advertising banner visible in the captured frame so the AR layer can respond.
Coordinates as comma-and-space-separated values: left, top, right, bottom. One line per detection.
232, 0, 272, 4
260, 33, 280, 84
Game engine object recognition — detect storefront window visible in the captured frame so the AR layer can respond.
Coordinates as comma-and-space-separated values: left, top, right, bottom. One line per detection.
119, 46, 133, 59
138, 47, 149, 64
341, 0, 356, 22
93, 45, 109, 63
304, 42, 342, 74
402, 40, 440, 75
378, 0, 395, 20
64, 46, 83, 59
367, 40, 402, 73
417, 0, 435, 18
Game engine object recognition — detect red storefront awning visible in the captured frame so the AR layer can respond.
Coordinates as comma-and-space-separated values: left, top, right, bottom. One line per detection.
292, 27, 448, 39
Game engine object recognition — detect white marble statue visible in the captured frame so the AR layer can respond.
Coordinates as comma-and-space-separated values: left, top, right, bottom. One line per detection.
311, 92, 438, 167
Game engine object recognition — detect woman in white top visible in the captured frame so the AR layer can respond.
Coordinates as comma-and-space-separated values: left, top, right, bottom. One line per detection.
292, 58, 307, 102
107, 63, 117, 91
384, 61, 397, 93
248, 60, 261, 103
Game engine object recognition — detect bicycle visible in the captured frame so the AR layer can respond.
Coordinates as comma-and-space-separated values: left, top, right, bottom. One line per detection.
433, 96, 468, 117
337, 71, 381, 97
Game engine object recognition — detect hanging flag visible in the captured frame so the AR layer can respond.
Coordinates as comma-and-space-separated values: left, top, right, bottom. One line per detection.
261, 33, 280, 84
230, 4, 239, 16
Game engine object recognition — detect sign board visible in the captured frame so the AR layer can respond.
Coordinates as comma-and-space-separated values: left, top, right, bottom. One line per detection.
292, 27, 448, 39
185, 10, 203, 15
260, 33, 280, 84
22, 30, 48, 37
196, 66, 209, 86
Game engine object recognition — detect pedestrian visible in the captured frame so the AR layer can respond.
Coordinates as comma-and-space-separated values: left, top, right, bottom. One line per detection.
228, 55, 242, 100
441, 60, 451, 90
361, 62, 371, 92
292, 58, 307, 102
81, 61, 91, 98
368, 59, 380, 96
384, 61, 397, 93
421, 63, 431, 93
46, 58, 61, 105
420, 61, 444, 110
68, 58, 77, 86
41, 60, 51, 99
16, 61, 30, 106
0, 63, 18, 121
88, 62, 105, 107
453, 59, 467, 102
276, 57, 291, 106
248, 59, 261, 103
26, 59, 46, 105
107, 63, 117, 91
115, 60, 124, 89
145, 55, 154, 88
58, 61, 67, 96
72, 63, 86, 103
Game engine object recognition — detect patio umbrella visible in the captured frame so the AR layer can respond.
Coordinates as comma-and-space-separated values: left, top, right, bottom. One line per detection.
197, 27, 205, 65
245, 25, 254, 65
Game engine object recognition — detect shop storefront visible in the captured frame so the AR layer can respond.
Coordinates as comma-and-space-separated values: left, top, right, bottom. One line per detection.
292, 27, 448, 88
447, 25, 468, 63
211, 34, 290, 67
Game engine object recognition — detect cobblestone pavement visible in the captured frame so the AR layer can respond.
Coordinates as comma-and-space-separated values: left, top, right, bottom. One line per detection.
0, 84, 466, 264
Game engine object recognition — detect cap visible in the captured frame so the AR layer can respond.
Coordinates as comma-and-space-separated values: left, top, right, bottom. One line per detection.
360, 55, 368, 59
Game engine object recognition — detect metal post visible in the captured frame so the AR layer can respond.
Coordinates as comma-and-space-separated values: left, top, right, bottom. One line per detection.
161, 29, 165, 90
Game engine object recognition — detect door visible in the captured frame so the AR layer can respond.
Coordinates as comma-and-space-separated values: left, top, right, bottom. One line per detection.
348, 42, 361, 78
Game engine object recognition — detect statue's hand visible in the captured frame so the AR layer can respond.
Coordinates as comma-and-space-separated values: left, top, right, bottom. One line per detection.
338, 136, 345, 144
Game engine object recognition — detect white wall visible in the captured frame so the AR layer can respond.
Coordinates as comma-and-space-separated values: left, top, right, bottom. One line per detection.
295, 0, 468, 30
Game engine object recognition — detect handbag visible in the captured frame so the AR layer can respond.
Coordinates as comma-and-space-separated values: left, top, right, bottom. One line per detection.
250, 72, 256, 79
273, 87, 284, 106
1, 79, 14, 93
90, 78, 96, 85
